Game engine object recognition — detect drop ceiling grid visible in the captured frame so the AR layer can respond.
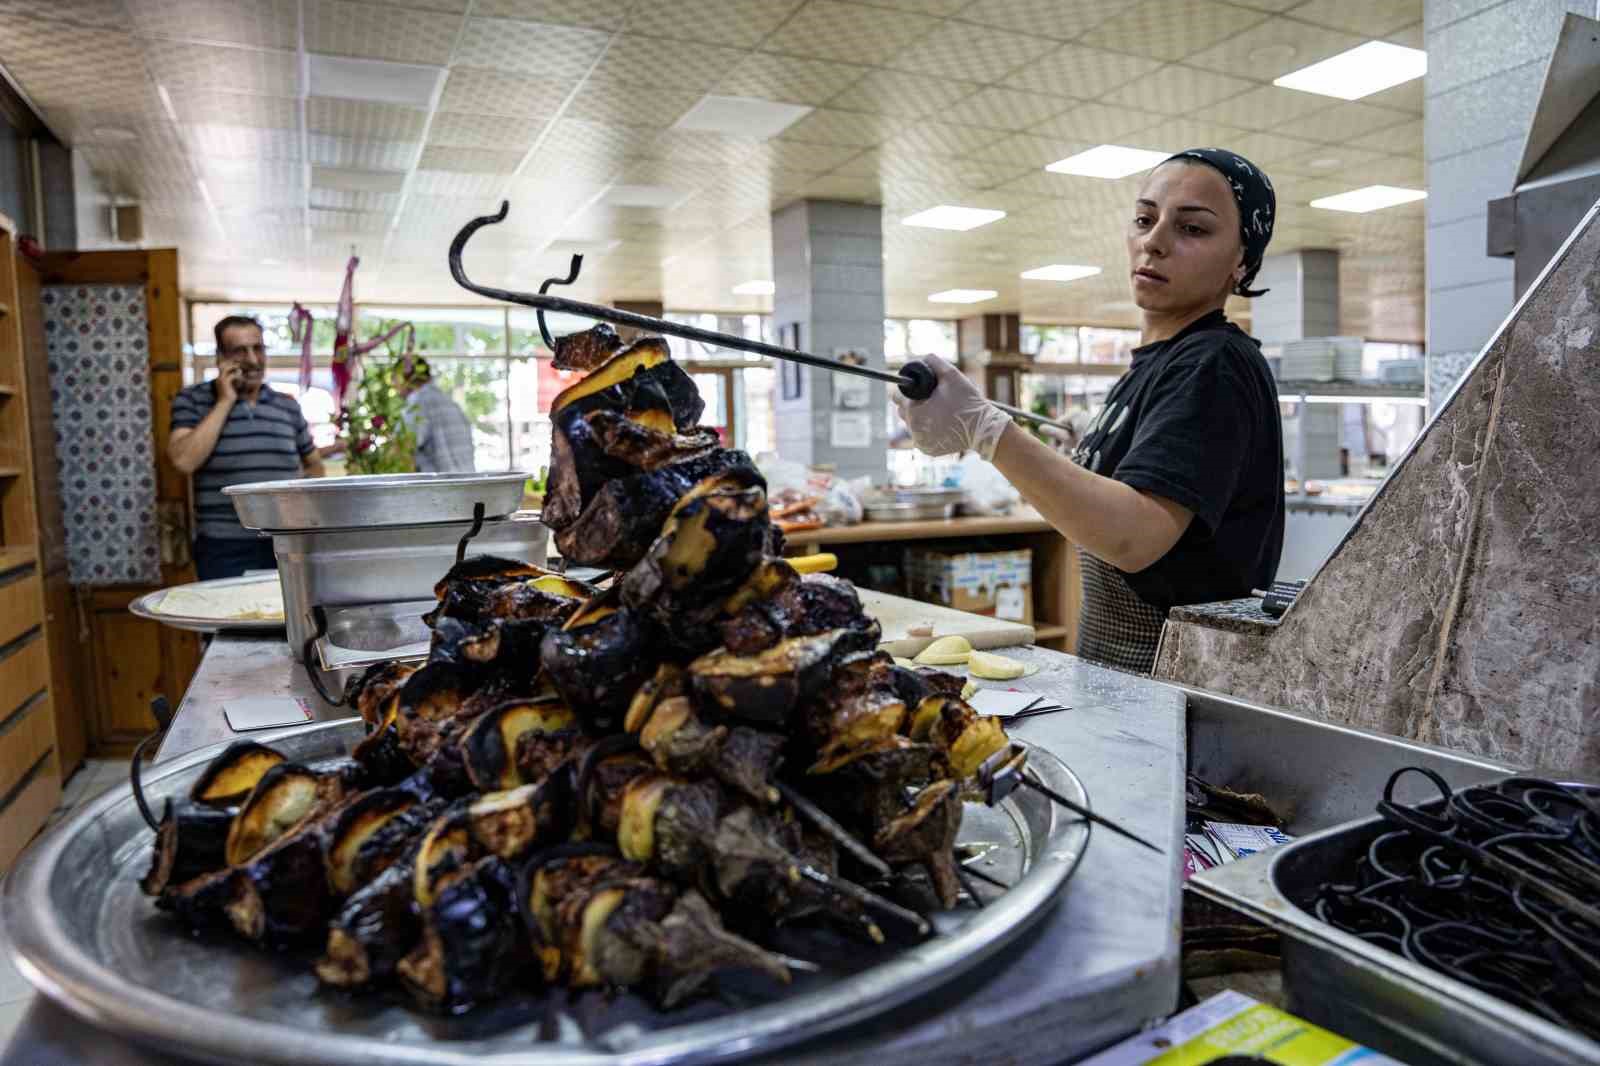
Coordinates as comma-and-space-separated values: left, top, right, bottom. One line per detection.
0, 0, 1427, 336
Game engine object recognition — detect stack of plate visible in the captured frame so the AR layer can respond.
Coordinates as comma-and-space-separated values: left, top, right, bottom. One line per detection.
863, 487, 964, 522
1331, 337, 1364, 381
1278, 339, 1335, 382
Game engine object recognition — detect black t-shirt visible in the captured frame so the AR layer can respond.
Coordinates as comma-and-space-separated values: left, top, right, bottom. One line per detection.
1070, 310, 1284, 611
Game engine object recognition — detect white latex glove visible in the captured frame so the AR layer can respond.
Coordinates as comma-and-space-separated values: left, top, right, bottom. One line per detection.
890, 355, 1012, 460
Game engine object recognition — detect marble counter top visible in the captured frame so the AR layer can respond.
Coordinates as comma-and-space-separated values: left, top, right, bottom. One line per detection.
1167, 597, 1282, 634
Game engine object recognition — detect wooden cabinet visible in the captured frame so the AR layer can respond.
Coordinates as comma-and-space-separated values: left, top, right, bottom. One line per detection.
84, 586, 201, 750
0, 211, 60, 872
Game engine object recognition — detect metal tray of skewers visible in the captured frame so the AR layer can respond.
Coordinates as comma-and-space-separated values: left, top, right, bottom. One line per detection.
2, 719, 1088, 1066
1190, 770, 1600, 1066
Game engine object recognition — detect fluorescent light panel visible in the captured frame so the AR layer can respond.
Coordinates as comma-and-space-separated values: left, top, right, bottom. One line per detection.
1310, 185, 1427, 213
674, 95, 812, 140
928, 289, 997, 304
603, 184, 691, 209
1046, 145, 1170, 179
1021, 263, 1101, 282
1274, 41, 1427, 101
732, 280, 775, 296
901, 205, 1006, 231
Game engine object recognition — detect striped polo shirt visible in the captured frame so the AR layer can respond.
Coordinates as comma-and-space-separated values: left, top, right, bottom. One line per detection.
171, 382, 314, 539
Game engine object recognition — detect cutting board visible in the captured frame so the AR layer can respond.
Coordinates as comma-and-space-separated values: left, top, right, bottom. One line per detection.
857, 588, 1035, 657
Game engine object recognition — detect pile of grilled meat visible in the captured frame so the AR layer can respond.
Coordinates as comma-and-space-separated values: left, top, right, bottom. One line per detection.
139, 329, 1023, 1015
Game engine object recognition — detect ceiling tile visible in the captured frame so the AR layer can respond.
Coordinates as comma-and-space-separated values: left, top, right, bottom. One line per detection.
427, 111, 544, 152
411, 169, 512, 197
887, 21, 1058, 84
454, 17, 610, 77
827, 71, 979, 119
642, 130, 766, 167
1079, 0, 1270, 62
306, 0, 462, 64
1122, 117, 1253, 155
0, 17, 149, 112
1292, 102, 1417, 145
623, 0, 805, 47
126, 0, 298, 48
311, 186, 403, 212
938, 87, 1076, 131
763, 139, 865, 173
952, 0, 1128, 40
0, 0, 131, 27
1385, 22, 1423, 48
439, 68, 575, 119
144, 40, 300, 96
1206, 84, 1333, 131
1227, 0, 1302, 10
307, 97, 427, 139
1267, 145, 1389, 178
764, 1, 943, 66
169, 91, 301, 130
188, 124, 304, 161
416, 145, 525, 173
1350, 118, 1421, 155
539, 117, 660, 161
1029, 102, 1162, 144
1004, 44, 1163, 100
470, 0, 627, 28
589, 34, 747, 92
1227, 130, 1337, 169
778, 107, 894, 147
1287, 0, 1422, 36
307, 132, 418, 169
883, 121, 1007, 158
310, 207, 392, 233
1363, 76, 1423, 116
1185, 15, 1362, 80
970, 132, 1082, 170
564, 78, 700, 128
1101, 65, 1253, 113
715, 53, 871, 106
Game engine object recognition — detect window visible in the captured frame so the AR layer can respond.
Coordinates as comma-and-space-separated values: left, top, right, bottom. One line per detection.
883, 318, 957, 365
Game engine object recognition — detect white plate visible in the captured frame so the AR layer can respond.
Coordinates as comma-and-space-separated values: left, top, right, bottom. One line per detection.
129, 574, 286, 634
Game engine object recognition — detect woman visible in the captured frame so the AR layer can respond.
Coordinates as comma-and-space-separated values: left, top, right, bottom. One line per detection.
893, 148, 1285, 673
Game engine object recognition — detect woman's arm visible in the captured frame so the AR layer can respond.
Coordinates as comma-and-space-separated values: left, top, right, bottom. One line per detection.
990, 422, 1192, 572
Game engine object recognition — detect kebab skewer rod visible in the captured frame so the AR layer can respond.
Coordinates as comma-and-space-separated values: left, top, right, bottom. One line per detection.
978, 746, 1163, 854
449, 201, 1077, 434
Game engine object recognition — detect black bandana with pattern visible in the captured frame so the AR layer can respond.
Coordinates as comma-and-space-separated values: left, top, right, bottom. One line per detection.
1164, 148, 1276, 298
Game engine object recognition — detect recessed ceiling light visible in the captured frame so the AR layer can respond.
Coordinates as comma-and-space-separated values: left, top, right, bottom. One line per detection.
308, 55, 442, 108
901, 205, 1006, 231
1310, 185, 1427, 212
1273, 41, 1427, 101
674, 95, 812, 140
91, 126, 137, 143
1045, 145, 1171, 179
1021, 263, 1102, 282
928, 289, 998, 304
604, 184, 692, 209
732, 280, 775, 296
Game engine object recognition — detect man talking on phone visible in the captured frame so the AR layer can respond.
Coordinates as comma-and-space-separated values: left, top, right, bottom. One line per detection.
168, 315, 325, 580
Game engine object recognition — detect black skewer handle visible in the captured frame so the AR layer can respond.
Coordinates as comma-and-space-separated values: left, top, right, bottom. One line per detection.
897, 360, 938, 401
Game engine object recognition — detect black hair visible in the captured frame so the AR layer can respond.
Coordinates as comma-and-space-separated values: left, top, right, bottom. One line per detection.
213, 314, 264, 356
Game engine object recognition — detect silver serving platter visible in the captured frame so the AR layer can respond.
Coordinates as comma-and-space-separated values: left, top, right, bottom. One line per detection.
129, 574, 286, 634
3, 720, 1090, 1066
226, 472, 529, 532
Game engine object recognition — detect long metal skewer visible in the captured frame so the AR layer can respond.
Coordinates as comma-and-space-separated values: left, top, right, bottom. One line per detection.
1022, 773, 1164, 854
448, 201, 1078, 433
978, 746, 1163, 854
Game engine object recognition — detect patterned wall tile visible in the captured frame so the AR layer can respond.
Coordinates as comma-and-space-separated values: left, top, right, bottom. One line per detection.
306, 0, 463, 64
764, 1, 942, 66
439, 68, 576, 119
42, 285, 161, 586
127, 0, 298, 48
454, 16, 610, 77
624, 0, 805, 47
1079, 0, 1269, 62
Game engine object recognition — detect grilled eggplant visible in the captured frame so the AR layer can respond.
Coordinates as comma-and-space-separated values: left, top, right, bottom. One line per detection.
721, 572, 874, 657
802, 651, 908, 761
159, 866, 238, 931
399, 856, 523, 1013
226, 812, 335, 946
467, 778, 572, 861
224, 763, 328, 867
548, 337, 702, 430
324, 789, 439, 896
393, 662, 478, 765
911, 697, 1009, 780
461, 699, 578, 792
551, 322, 622, 372
689, 625, 880, 729
634, 692, 782, 806
617, 774, 720, 882
346, 661, 417, 730
519, 849, 640, 982
624, 889, 791, 1008
539, 592, 658, 731
189, 741, 285, 808
141, 799, 233, 897
873, 780, 962, 909
316, 857, 420, 989
352, 701, 416, 788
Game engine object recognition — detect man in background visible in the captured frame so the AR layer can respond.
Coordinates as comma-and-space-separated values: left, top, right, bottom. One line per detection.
168, 315, 324, 580
395, 355, 476, 473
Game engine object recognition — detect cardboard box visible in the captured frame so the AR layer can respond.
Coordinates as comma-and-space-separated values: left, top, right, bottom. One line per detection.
903, 546, 1032, 623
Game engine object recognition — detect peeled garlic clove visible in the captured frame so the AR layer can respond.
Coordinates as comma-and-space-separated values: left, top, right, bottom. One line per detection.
968, 650, 1026, 680
913, 635, 973, 666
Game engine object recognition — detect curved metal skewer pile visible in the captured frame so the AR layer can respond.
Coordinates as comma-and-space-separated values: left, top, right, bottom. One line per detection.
1313, 767, 1600, 1038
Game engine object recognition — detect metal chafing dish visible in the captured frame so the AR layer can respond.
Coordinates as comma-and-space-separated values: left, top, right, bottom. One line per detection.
225, 471, 529, 532
1, 721, 1091, 1066
862, 487, 964, 522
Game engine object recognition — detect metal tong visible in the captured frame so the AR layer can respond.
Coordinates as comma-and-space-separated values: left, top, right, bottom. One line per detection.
448, 201, 1077, 433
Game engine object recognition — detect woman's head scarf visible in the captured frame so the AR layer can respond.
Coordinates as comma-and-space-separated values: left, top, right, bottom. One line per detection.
1163, 148, 1275, 297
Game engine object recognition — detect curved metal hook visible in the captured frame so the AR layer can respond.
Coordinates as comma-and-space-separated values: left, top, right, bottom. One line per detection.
537, 254, 584, 350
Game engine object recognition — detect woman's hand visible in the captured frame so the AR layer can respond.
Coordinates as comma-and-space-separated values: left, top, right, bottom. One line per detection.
890, 355, 1012, 459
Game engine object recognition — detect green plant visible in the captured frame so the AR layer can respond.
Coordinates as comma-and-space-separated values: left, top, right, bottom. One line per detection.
340, 353, 417, 474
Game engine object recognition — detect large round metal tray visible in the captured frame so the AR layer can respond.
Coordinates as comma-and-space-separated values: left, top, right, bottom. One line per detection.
2, 720, 1090, 1066
225, 472, 528, 532
129, 574, 286, 634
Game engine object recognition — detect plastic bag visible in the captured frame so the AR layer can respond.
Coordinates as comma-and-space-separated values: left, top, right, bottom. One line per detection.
955, 454, 1021, 516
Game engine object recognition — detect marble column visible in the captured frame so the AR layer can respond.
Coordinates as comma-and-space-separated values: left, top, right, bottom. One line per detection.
770, 199, 887, 481
1252, 249, 1340, 479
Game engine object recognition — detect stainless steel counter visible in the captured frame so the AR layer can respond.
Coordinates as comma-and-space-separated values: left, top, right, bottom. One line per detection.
3, 640, 1187, 1066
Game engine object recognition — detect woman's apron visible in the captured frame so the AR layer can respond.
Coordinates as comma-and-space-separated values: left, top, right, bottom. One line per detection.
1073, 548, 1166, 674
